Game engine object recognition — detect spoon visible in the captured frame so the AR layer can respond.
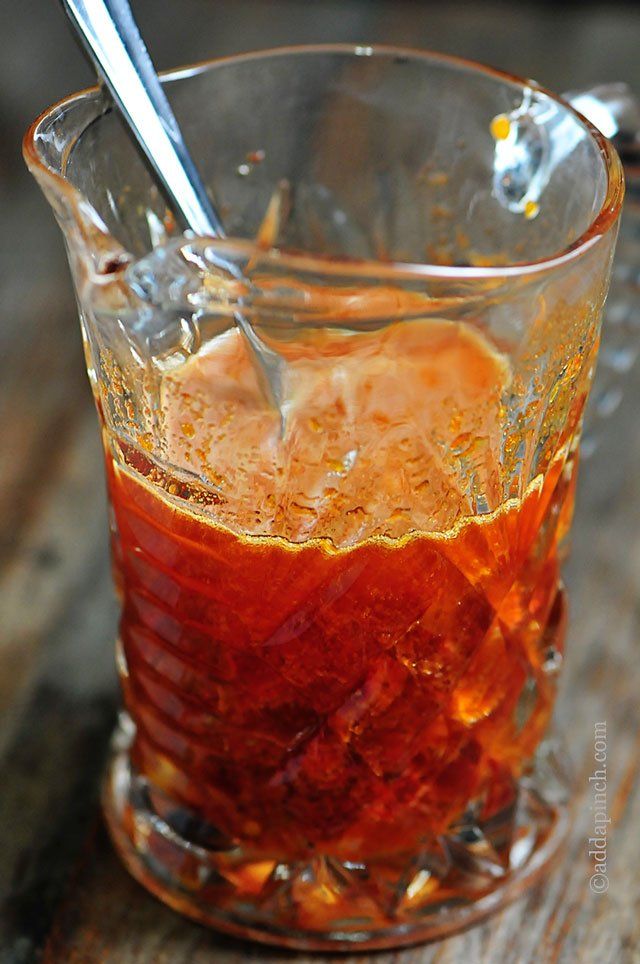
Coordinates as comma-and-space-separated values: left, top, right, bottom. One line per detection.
59, 0, 284, 411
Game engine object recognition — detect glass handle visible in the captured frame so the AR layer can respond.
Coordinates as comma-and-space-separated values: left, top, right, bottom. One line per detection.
564, 84, 640, 456
564, 83, 640, 163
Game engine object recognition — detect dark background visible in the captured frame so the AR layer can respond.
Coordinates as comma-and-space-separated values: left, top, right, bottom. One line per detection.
3, 0, 640, 336
2, 3, 640, 963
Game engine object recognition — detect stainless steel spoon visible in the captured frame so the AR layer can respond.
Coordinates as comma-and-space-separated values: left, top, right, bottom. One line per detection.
60, 0, 284, 411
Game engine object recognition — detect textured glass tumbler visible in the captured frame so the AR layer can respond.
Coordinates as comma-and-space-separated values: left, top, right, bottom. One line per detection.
25, 47, 623, 950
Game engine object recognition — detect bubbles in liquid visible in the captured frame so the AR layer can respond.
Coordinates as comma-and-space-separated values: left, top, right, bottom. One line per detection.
107, 299, 576, 865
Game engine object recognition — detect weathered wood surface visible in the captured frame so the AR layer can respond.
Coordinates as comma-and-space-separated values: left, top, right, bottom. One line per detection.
2, 2, 640, 962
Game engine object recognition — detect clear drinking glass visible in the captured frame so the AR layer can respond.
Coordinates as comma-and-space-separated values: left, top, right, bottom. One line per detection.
24, 46, 623, 950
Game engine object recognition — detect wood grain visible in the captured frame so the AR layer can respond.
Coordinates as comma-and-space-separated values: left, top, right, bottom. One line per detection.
2, 2, 640, 963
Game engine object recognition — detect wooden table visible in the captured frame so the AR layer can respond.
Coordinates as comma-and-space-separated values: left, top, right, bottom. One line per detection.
2, 2, 640, 962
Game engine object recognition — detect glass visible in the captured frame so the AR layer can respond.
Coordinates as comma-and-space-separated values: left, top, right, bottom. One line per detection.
25, 46, 623, 950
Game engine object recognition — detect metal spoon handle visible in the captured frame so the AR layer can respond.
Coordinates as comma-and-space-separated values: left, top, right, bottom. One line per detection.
60, 0, 285, 413
60, 0, 225, 237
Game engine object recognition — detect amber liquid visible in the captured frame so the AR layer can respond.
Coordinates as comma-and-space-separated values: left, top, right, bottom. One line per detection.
107, 317, 576, 860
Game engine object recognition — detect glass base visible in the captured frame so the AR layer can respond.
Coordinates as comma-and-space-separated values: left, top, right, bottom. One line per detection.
102, 715, 571, 951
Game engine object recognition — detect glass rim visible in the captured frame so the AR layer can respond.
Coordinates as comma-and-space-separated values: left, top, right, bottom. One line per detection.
23, 42, 625, 282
